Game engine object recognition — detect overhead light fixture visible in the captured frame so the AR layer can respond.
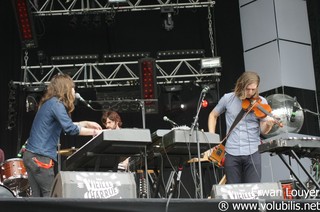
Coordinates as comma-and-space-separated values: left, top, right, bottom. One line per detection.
12, 0, 38, 49
200, 57, 222, 69
157, 49, 204, 58
161, 7, 174, 31
108, 0, 128, 3
139, 58, 158, 114
26, 94, 39, 112
103, 52, 150, 60
51, 54, 99, 62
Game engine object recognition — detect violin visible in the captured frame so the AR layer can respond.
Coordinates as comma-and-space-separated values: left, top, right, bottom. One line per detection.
242, 97, 283, 127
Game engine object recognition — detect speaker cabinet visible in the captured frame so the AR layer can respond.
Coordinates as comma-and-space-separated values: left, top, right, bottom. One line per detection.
50, 171, 137, 199
211, 182, 283, 199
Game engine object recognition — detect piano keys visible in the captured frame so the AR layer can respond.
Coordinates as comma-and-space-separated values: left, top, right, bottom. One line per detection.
130, 129, 220, 169
153, 129, 220, 155
259, 133, 320, 158
63, 128, 151, 171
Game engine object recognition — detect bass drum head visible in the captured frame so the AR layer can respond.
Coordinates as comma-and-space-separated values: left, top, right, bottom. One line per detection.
0, 184, 15, 197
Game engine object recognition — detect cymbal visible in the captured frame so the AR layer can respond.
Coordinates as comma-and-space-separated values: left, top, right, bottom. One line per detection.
57, 148, 78, 156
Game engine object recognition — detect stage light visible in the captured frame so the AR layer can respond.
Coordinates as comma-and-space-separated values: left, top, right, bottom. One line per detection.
200, 57, 221, 69
51, 54, 99, 62
108, 0, 128, 3
7, 82, 17, 130
12, 0, 38, 49
139, 58, 158, 114
201, 99, 209, 108
103, 52, 150, 60
157, 49, 204, 58
161, 7, 174, 31
26, 94, 39, 112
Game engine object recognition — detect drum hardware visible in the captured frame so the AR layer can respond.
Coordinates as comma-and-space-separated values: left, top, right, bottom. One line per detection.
57, 147, 78, 157
0, 184, 15, 197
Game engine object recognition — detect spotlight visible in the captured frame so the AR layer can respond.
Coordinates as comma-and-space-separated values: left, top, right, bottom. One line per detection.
201, 99, 209, 108
201, 57, 222, 69
161, 7, 174, 31
108, 0, 127, 3
26, 94, 39, 112
13, 0, 38, 48
139, 58, 158, 114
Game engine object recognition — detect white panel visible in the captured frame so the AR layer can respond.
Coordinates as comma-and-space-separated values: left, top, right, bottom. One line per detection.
275, 0, 311, 44
239, 0, 255, 7
240, 0, 277, 51
243, 41, 282, 92
279, 41, 315, 90
261, 152, 311, 183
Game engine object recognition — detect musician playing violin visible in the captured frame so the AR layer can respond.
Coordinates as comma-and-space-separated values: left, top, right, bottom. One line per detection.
207, 71, 277, 184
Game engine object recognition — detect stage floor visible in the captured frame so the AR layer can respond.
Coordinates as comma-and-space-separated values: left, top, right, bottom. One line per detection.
1, 198, 320, 212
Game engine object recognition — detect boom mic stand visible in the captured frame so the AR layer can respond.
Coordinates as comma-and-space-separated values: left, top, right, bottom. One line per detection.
120, 98, 158, 198
189, 88, 208, 199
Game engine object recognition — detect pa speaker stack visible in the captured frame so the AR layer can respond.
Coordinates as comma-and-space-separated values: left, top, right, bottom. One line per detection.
50, 171, 137, 199
211, 182, 283, 199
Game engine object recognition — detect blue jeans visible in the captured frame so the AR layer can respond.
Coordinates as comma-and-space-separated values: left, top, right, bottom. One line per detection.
224, 151, 261, 184
23, 151, 55, 197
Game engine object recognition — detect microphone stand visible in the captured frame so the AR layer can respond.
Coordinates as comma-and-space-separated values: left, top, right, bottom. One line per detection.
123, 98, 157, 198
136, 99, 146, 129
190, 90, 207, 199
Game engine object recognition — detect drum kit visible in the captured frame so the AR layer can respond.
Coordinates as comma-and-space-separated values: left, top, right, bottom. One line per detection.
0, 148, 77, 197
0, 158, 30, 197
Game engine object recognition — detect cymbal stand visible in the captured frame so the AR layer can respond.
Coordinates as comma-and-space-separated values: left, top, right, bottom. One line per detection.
189, 90, 207, 199
57, 138, 61, 172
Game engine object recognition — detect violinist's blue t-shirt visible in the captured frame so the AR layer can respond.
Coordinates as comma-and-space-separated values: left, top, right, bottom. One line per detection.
213, 92, 268, 156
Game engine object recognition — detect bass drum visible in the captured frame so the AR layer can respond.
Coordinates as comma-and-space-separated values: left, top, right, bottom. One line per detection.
0, 184, 15, 197
0, 158, 28, 189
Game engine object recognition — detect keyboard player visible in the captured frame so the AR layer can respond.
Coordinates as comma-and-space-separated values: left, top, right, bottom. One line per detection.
101, 110, 129, 171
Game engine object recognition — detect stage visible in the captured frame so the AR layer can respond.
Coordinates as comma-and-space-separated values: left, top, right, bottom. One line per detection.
1, 197, 320, 212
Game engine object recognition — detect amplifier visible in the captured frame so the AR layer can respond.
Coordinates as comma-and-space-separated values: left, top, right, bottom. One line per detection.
211, 182, 283, 200
50, 171, 137, 199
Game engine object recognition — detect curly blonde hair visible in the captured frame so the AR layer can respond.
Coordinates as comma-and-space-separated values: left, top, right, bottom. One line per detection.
39, 74, 75, 116
234, 71, 260, 100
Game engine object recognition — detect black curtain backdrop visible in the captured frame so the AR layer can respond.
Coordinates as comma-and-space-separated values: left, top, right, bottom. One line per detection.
0, 0, 245, 159
2, 0, 319, 161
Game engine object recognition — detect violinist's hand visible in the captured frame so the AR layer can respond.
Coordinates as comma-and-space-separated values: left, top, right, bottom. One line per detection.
261, 117, 278, 134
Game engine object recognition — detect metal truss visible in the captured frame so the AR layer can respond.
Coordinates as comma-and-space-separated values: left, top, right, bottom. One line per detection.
29, 0, 215, 16
16, 57, 221, 88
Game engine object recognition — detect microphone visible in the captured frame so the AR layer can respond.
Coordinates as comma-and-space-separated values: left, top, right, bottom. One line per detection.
163, 116, 178, 127
202, 85, 210, 93
75, 93, 93, 109
17, 141, 28, 158
290, 97, 299, 122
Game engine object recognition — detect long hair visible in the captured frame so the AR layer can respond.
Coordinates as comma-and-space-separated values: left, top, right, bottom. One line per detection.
39, 74, 75, 116
101, 110, 122, 127
234, 71, 260, 100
